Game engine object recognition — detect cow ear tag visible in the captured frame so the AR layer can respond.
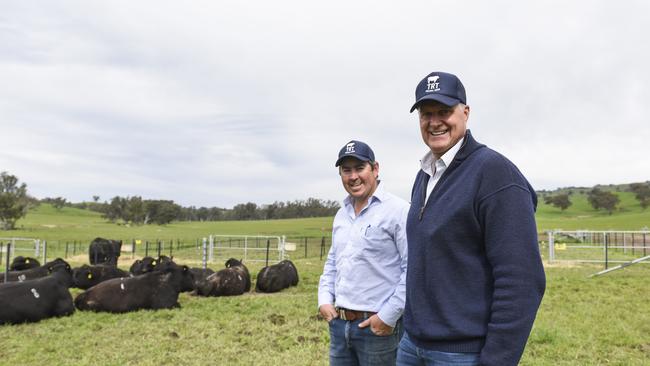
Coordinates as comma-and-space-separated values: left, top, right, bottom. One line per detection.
153, 260, 157, 265
87, 273, 93, 279
26, 259, 30, 263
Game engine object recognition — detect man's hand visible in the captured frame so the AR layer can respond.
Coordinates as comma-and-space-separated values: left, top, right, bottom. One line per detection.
319, 304, 338, 322
358, 314, 393, 336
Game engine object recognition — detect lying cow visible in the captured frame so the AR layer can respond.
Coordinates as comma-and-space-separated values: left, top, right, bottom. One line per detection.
129, 256, 173, 275
255, 260, 299, 293
0, 264, 74, 324
72, 264, 130, 289
194, 258, 251, 297
88, 237, 122, 265
9, 256, 41, 271
3, 258, 70, 283
74, 263, 192, 313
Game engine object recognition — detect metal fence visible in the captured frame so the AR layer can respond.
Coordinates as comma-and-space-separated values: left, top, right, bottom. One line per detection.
546, 230, 650, 268
0, 235, 334, 270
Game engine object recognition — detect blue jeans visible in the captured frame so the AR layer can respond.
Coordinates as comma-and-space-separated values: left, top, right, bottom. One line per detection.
328, 317, 402, 366
396, 332, 479, 366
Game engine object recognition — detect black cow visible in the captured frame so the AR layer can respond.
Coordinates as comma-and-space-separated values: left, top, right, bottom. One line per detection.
188, 267, 214, 294
194, 258, 251, 297
88, 237, 122, 265
255, 260, 299, 293
0, 264, 74, 324
72, 264, 130, 289
3, 258, 70, 283
129, 256, 173, 275
9, 256, 41, 271
74, 263, 192, 313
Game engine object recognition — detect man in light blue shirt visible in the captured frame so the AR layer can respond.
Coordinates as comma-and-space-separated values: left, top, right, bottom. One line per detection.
318, 140, 409, 366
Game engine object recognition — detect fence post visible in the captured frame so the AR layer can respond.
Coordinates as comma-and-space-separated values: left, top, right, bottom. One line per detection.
157, 241, 162, 258
320, 236, 325, 260
644, 232, 647, 257
604, 233, 609, 269
132, 239, 136, 259
265, 239, 270, 267
202, 237, 208, 270
43, 241, 47, 263
169, 238, 173, 259
4, 243, 11, 283
209, 235, 214, 262
304, 237, 308, 258
145, 241, 149, 257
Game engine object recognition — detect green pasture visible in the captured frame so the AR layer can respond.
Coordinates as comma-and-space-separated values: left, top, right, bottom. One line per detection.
0, 202, 649, 365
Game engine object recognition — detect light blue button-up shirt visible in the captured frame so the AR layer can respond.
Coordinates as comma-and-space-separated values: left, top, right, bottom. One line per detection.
318, 183, 409, 327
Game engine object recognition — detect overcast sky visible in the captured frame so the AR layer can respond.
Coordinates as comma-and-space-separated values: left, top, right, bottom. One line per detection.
2, 1, 649, 208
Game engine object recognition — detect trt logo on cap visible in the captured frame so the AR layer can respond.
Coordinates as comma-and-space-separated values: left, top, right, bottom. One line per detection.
345, 142, 356, 154
427, 76, 440, 92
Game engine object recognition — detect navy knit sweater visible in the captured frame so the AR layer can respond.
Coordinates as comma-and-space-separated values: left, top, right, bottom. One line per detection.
404, 130, 545, 366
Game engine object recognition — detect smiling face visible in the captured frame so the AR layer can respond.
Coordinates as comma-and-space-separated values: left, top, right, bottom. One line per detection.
338, 157, 379, 206
418, 100, 470, 158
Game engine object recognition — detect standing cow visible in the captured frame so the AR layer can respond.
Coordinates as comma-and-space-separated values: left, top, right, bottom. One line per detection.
88, 237, 122, 265
255, 260, 299, 293
194, 258, 251, 297
0, 264, 75, 324
9, 256, 41, 271
74, 263, 192, 313
72, 264, 130, 289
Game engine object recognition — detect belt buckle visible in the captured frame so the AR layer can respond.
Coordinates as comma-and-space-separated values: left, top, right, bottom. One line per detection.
337, 308, 348, 321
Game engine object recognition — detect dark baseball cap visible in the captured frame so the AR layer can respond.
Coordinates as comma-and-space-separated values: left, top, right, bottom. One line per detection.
409, 71, 466, 112
335, 140, 375, 167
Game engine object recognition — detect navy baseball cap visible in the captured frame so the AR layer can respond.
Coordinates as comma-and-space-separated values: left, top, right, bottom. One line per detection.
335, 140, 375, 167
409, 71, 466, 112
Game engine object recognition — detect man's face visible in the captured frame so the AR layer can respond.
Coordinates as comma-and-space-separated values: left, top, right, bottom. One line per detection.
338, 158, 379, 203
418, 101, 469, 157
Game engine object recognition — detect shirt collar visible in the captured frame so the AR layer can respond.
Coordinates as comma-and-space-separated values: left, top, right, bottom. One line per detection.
419, 137, 465, 176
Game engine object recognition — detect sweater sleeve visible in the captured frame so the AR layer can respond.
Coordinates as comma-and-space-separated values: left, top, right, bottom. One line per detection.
477, 184, 546, 366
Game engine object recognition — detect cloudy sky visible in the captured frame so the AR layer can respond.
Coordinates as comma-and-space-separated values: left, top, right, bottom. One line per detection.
2, 1, 649, 208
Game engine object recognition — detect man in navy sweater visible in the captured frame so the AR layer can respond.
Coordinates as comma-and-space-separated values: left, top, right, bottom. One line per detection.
397, 71, 546, 366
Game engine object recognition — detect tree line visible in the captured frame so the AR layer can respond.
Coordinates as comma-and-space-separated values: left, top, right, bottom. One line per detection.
0, 171, 339, 228
542, 182, 650, 214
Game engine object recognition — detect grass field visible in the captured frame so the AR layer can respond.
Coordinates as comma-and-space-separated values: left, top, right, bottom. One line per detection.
1, 202, 649, 365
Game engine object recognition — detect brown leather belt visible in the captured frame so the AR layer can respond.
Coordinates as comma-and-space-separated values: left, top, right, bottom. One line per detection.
336, 307, 376, 321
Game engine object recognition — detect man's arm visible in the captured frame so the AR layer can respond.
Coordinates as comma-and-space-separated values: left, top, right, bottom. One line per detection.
479, 185, 546, 366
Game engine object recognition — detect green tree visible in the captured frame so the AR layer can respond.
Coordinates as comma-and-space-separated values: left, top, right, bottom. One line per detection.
51, 197, 67, 210
144, 200, 181, 225
0, 172, 30, 230
629, 183, 650, 210
544, 193, 572, 211
587, 188, 620, 215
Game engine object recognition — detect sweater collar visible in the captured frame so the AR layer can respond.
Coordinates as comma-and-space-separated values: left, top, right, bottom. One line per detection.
453, 129, 485, 162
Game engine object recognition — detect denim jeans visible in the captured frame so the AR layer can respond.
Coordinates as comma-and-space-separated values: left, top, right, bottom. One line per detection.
396, 332, 479, 366
328, 317, 402, 366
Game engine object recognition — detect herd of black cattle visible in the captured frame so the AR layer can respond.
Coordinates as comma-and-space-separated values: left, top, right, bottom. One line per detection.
0, 237, 299, 325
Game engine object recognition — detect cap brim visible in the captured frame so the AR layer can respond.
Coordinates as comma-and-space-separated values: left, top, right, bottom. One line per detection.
335, 154, 371, 167
409, 94, 460, 113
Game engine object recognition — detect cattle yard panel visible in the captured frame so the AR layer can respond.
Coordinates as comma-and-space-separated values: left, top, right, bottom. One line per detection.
546, 230, 650, 268
206, 235, 286, 264
0, 237, 42, 264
